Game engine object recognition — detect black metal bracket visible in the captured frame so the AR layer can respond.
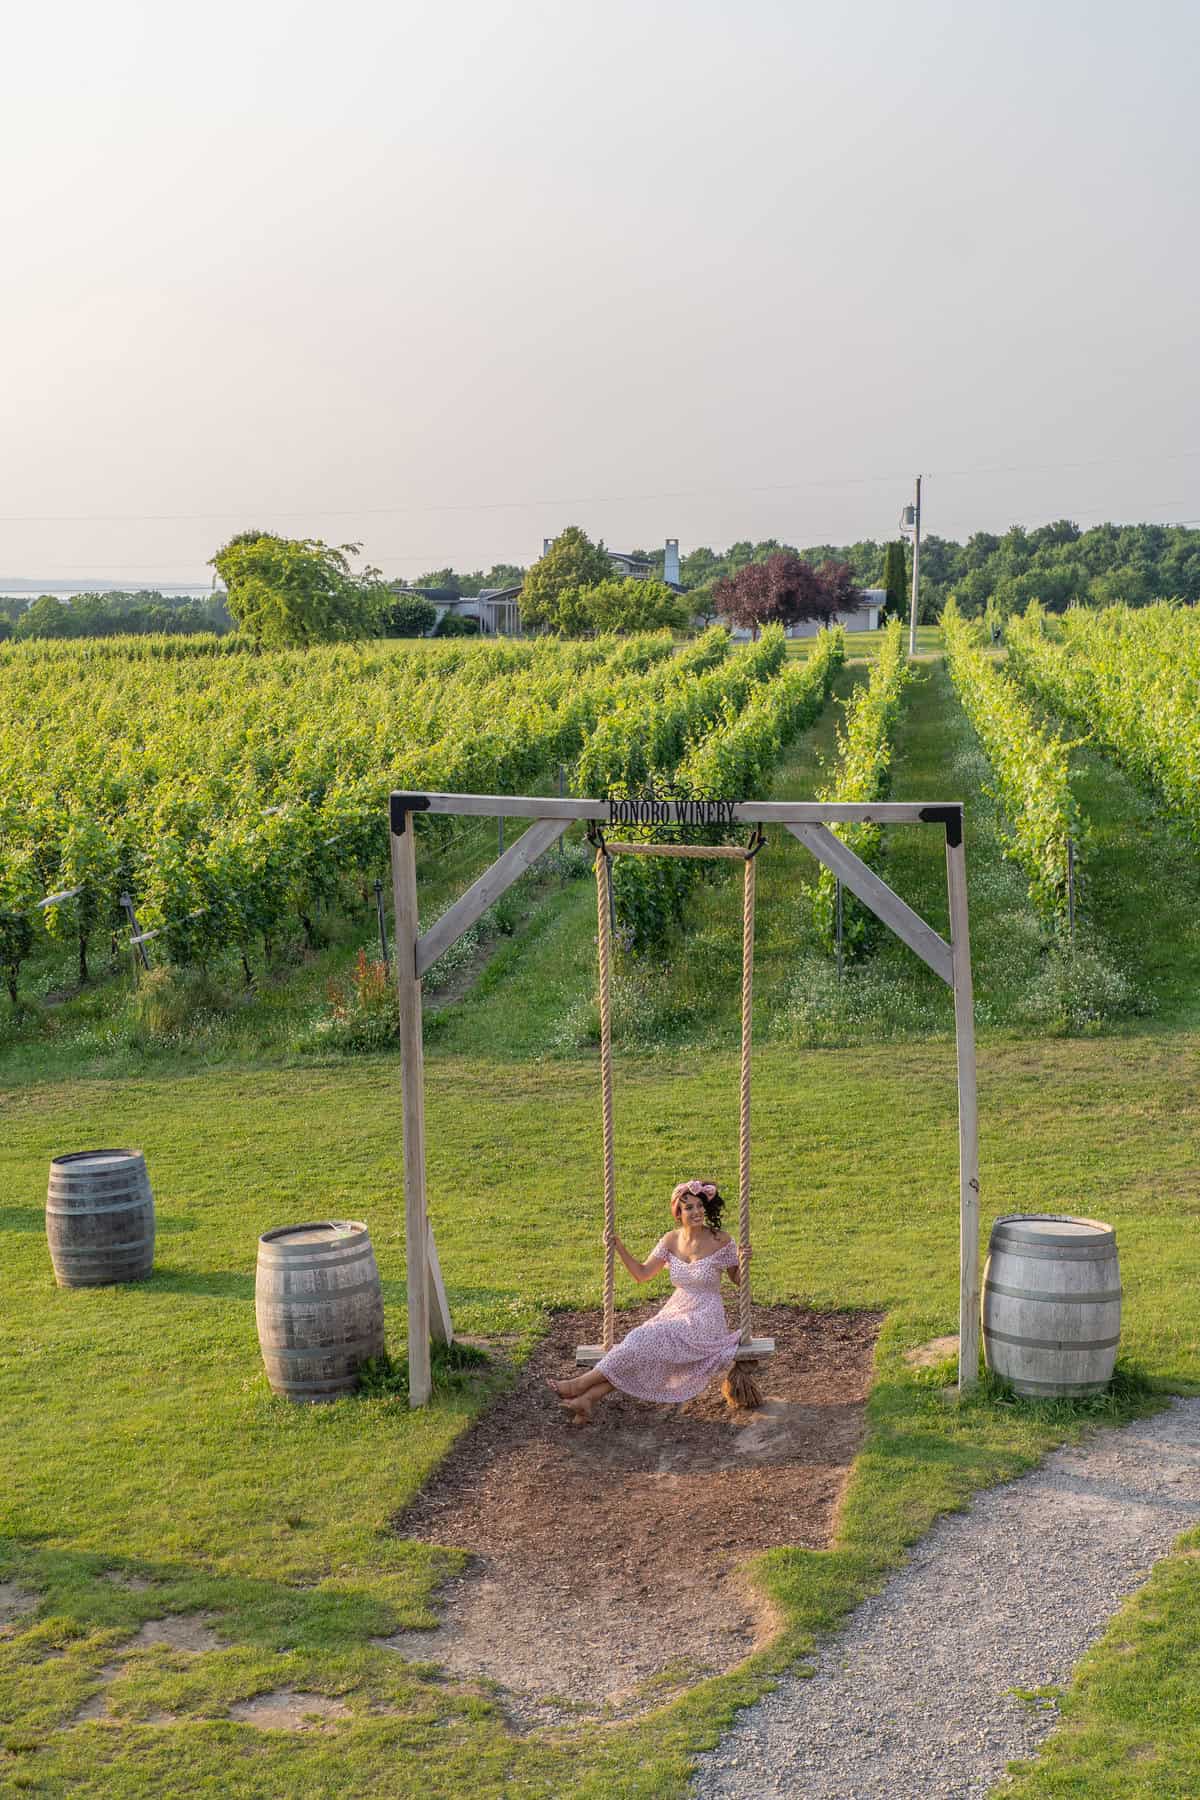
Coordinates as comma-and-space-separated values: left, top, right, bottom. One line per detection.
918, 803, 963, 848
390, 793, 432, 835
744, 826, 767, 861
586, 823, 608, 856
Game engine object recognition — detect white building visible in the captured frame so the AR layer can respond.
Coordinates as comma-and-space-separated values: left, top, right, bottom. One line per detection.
726, 589, 885, 640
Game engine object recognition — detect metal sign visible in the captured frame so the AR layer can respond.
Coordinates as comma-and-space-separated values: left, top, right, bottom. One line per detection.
607, 793, 741, 828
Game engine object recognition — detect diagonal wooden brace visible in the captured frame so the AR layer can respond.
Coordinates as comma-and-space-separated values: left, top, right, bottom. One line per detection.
427, 1222, 453, 1345
415, 817, 569, 977
786, 822, 954, 986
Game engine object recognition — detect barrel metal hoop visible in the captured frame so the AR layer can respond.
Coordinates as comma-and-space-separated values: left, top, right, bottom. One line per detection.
991, 1229, 1116, 1251
49, 1174, 151, 1193
983, 1279, 1123, 1305
257, 1242, 376, 1270
984, 1326, 1122, 1352
52, 1235, 156, 1256
257, 1273, 384, 1304
262, 1338, 383, 1362
47, 1199, 154, 1218
986, 1240, 1117, 1263
1008, 1377, 1112, 1394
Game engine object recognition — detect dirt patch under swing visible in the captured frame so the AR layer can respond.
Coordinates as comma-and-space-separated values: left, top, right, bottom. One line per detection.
386, 1304, 880, 1726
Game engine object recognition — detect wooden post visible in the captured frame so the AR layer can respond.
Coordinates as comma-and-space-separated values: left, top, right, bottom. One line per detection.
390, 806, 431, 1408
119, 892, 150, 974
945, 820, 981, 1393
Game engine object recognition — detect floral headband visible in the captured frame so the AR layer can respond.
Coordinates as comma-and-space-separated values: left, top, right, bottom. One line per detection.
673, 1179, 717, 1200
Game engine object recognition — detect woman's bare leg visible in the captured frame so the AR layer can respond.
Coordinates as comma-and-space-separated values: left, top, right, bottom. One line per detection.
560, 1376, 613, 1424
546, 1369, 610, 1399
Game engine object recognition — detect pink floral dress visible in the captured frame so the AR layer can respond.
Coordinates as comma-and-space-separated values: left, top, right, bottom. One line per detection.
593, 1236, 742, 1403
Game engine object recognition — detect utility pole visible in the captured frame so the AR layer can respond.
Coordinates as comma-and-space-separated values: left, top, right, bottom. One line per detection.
908, 474, 922, 657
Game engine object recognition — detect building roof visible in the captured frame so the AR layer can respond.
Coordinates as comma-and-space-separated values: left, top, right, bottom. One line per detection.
387, 584, 459, 603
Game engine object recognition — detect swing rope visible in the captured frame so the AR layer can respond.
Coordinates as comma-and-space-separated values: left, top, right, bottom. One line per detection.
595, 841, 618, 1352
591, 828, 764, 1358
737, 846, 755, 1344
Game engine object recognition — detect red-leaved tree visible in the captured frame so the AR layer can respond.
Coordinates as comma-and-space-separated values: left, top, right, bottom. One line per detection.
713, 553, 863, 639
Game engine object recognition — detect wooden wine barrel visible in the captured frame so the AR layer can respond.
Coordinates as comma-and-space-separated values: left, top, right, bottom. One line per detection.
46, 1149, 155, 1287
255, 1221, 385, 1403
982, 1214, 1121, 1398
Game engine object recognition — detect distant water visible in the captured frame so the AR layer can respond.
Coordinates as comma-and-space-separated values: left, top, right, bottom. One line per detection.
0, 585, 217, 600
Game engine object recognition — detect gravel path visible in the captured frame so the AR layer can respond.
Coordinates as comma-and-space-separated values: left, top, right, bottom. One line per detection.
691, 1398, 1200, 1800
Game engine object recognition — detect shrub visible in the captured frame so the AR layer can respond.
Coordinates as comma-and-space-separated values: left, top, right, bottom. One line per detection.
382, 594, 437, 636
131, 965, 232, 1041
324, 949, 398, 1049
433, 612, 481, 637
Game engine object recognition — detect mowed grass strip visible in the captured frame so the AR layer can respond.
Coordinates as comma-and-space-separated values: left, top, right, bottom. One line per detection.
2, 1038, 1197, 1795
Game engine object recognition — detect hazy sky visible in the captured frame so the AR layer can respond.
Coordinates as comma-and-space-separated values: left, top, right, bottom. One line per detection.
4, 0, 1198, 583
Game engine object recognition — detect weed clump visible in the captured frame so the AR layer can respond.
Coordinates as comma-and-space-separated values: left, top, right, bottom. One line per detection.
131, 965, 232, 1044
324, 949, 397, 1050
357, 1339, 491, 1402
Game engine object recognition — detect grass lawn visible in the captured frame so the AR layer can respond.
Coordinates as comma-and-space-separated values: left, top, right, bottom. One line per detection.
6, 625, 1200, 1795
3, 1037, 1200, 1796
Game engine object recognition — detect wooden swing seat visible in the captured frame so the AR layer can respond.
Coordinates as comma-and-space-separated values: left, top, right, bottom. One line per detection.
575, 1335, 774, 1369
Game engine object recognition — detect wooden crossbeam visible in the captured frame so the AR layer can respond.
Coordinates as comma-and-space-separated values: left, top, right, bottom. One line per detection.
786, 821, 954, 987
415, 817, 569, 976
393, 791, 963, 827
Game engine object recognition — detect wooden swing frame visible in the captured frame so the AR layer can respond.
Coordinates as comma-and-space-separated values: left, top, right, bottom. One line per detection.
389, 791, 980, 1408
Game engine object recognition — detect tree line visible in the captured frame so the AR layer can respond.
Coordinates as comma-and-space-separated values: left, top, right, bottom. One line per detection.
8, 517, 1198, 647
651, 520, 1200, 620
0, 590, 232, 642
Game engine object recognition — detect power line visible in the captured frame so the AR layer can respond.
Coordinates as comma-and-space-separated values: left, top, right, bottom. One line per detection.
1, 446, 1199, 526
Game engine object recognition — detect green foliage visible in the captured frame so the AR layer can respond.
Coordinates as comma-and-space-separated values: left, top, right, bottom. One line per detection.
0, 909, 34, 1006
12, 594, 74, 639
357, 1339, 490, 1402
12, 591, 231, 640
537, 575, 688, 637
381, 593, 437, 637
677, 522, 1200, 621
813, 620, 912, 954
518, 526, 613, 630
880, 540, 908, 621
1007, 601, 1200, 851
432, 611, 480, 637
130, 965, 232, 1043
323, 949, 398, 1050
40, 814, 122, 982
210, 532, 388, 647
584, 628, 843, 955
0, 633, 683, 985
411, 562, 524, 596
943, 598, 1082, 927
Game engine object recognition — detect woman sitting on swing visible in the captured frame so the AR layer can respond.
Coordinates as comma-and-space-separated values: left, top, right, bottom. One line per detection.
548, 1179, 750, 1424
